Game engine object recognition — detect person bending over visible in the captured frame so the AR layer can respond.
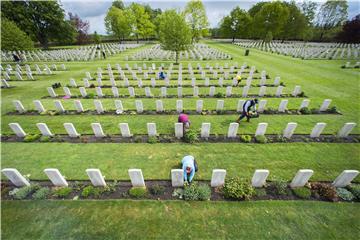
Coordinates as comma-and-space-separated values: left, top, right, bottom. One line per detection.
178, 113, 191, 131
237, 98, 258, 123
181, 155, 198, 183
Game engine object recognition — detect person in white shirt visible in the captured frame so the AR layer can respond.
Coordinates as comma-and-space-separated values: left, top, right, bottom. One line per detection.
236, 98, 258, 123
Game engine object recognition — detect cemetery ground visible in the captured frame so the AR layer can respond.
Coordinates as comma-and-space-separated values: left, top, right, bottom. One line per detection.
1, 41, 359, 239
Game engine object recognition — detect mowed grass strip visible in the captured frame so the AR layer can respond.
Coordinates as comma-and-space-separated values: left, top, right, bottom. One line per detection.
2, 200, 359, 240
2, 143, 359, 181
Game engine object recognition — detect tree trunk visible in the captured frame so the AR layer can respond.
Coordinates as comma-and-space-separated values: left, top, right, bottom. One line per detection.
175, 51, 179, 64
232, 35, 235, 43
136, 34, 139, 44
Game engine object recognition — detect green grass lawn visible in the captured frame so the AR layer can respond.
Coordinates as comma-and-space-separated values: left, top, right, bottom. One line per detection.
2, 200, 359, 240
2, 143, 359, 181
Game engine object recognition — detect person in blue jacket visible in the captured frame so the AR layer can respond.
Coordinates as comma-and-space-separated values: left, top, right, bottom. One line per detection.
159, 71, 166, 80
181, 155, 198, 183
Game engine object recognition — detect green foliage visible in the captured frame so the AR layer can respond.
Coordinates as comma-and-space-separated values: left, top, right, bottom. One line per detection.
214, 92, 225, 98
264, 31, 273, 43
105, 6, 134, 41
93, 31, 101, 44
1, 18, 34, 51
157, 10, 192, 63
32, 187, 51, 200
172, 188, 184, 199
254, 188, 267, 197
23, 134, 41, 143
85, 93, 96, 99
299, 107, 311, 115
11, 184, 40, 200
328, 106, 337, 113
53, 187, 73, 198
147, 136, 158, 144
347, 184, 360, 200
240, 135, 252, 143
292, 187, 311, 199
223, 177, 254, 200
39, 136, 52, 142
81, 186, 102, 198
255, 135, 267, 144
312, 183, 337, 201
129, 3, 155, 40
183, 129, 199, 143
275, 135, 287, 143
183, 182, 211, 201
336, 188, 354, 201
219, 7, 251, 41
268, 180, 288, 196
129, 187, 148, 198
184, 0, 209, 42
102, 181, 118, 194
149, 185, 165, 195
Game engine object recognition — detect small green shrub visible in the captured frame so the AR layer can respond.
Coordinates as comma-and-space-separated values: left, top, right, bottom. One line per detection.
172, 188, 184, 199
32, 187, 51, 200
23, 134, 41, 142
312, 183, 337, 201
336, 188, 354, 201
81, 186, 102, 198
268, 180, 288, 196
214, 92, 225, 98
85, 93, 96, 99
53, 187, 73, 198
39, 136, 52, 142
223, 177, 254, 200
183, 129, 199, 143
240, 135, 252, 143
134, 136, 143, 143
183, 182, 211, 201
292, 187, 311, 199
298, 91, 305, 97
12, 184, 40, 200
275, 134, 287, 142
149, 185, 165, 195
328, 106, 337, 113
102, 181, 118, 194
299, 107, 311, 115
254, 188, 267, 197
347, 184, 360, 200
129, 187, 148, 198
255, 135, 267, 143
147, 136, 158, 144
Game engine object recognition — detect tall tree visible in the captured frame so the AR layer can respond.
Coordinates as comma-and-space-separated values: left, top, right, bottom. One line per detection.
68, 12, 90, 45
105, 6, 134, 42
336, 14, 360, 43
281, 2, 308, 40
129, 3, 155, 42
158, 10, 192, 64
300, 0, 318, 24
219, 7, 251, 42
1, 0, 75, 48
93, 31, 101, 44
1, 18, 34, 51
315, 0, 348, 41
248, 1, 268, 17
183, 0, 209, 43
111, 0, 125, 10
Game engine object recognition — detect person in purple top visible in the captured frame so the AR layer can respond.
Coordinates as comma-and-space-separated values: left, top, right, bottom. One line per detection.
178, 113, 191, 131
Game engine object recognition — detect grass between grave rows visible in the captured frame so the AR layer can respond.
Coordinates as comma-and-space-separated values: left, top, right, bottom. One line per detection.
2, 200, 359, 240
2, 143, 359, 181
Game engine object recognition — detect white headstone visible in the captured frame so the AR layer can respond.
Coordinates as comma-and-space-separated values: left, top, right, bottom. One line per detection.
274, 76, 280, 85
237, 100, 245, 112
34, 100, 46, 113
156, 100, 164, 112
320, 99, 332, 111
1, 168, 30, 187
147, 123, 157, 137
119, 123, 132, 137
64, 123, 80, 137
135, 100, 143, 113
283, 122, 297, 139
310, 123, 326, 138
36, 123, 53, 137
216, 100, 224, 111
290, 169, 313, 188
128, 87, 135, 97
193, 86, 199, 97
91, 123, 105, 137
176, 100, 183, 113
227, 123, 239, 138
54, 100, 65, 113
226, 86, 232, 97
242, 86, 249, 97
44, 168, 68, 187
275, 86, 283, 97
255, 123, 268, 136
94, 100, 104, 114
9, 123, 26, 137
251, 170, 269, 187
47, 87, 57, 98
299, 99, 310, 109
196, 100, 203, 113
278, 99, 288, 112
95, 87, 104, 98
258, 100, 267, 113
13, 100, 26, 113
258, 86, 266, 97
74, 100, 84, 112
177, 87, 183, 97
69, 79, 77, 87
337, 123, 356, 138
332, 170, 359, 187
171, 169, 184, 187
161, 87, 167, 97
175, 123, 183, 138
145, 87, 152, 97
201, 123, 211, 138
211, 169, 226, 187
86, 169, 106, 186
83, 78, 90, 88
292, 86, 301, 97
128, 169, 145, 187
79, 87, 87, 97
112, 87, 119, 97
209, 86, 215, 96
63, 87, 72, 96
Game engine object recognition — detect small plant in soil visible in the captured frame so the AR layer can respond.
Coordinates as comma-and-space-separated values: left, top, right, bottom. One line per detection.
81, 186, 102, 198
129, 187, 148, 198
214, 92, 225, 98
254, 188, 267, 197
311, 183, 337, 201
183, 182, 211, 201
23, 134, 41, 142
149, 184, 166, 195
292, 187, 311, 199
327, 106, 337, 113
255, 135, 267, 143
297, 91, 305, 97
134, 136, 143, 143
336, 188, 354, 201
346, 184, 360, 200
240, 135, 252, 143
53, 187, 73, 198
10, 184, 40, 200
172, 188, 184, 199
275, 135, 287, 143
299, 107, 311, 115
267, 180, 289, 196
223, 177, 255, 200
147, 136, 158, 144
32, 187, 51, 200
183, 129, 199, 143
39, 136, 52, 142
102, 181, 118, 194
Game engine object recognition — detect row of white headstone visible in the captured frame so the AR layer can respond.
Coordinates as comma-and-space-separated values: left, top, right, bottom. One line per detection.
2, 167, 359, 189
47, 85, 299, 98
2, 64, 65, 81
14, 99, 333, 114
8, 122, 357, 139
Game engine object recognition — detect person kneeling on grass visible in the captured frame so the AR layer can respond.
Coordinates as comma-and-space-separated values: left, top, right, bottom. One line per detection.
236, 98, 258, 123
182, 155, 198, 183
178, 113, 191, 131
235, 74, 242, 86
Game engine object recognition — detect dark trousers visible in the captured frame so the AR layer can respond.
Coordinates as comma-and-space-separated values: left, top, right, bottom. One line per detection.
194, 159, 198, 172
239, 111, 250, 121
